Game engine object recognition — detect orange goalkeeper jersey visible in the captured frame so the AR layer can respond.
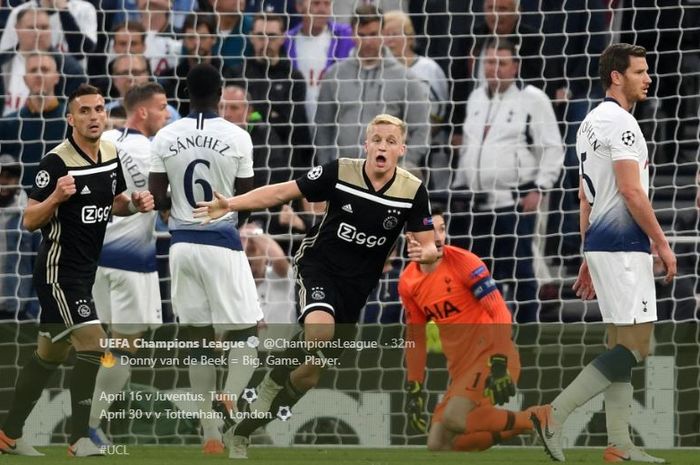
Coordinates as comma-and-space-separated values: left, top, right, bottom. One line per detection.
399, 245, 514, 383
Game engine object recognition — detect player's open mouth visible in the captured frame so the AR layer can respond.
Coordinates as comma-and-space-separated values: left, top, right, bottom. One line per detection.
376, 155, 386, 166
89, 124, 101, 130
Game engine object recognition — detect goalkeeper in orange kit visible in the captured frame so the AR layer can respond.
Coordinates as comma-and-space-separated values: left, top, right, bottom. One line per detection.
399, 209, 548, 451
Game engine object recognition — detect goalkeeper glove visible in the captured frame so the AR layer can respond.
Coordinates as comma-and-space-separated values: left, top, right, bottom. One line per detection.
405, 381, 428, 433
483, 354, 516, 406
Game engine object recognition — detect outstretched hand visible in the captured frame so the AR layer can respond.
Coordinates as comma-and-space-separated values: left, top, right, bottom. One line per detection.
406, 232, 423, 263
572, 260, 596, 300
193, 192, 230, 224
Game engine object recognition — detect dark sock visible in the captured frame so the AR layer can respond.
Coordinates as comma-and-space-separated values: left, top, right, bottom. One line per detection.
592, 344, 637, 382
68, 351, 102, 445
235, 373, 305, 438
2, 352, 60, 439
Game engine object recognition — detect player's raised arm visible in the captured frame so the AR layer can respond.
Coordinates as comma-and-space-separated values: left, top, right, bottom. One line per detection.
193, 180, 303, 224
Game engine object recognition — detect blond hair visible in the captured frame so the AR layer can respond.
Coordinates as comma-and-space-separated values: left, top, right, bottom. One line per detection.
368, 114, 407, 138
383, 10, 416, 50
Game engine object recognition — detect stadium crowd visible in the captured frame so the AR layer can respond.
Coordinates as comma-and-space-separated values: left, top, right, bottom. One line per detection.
0, 0, 698, 323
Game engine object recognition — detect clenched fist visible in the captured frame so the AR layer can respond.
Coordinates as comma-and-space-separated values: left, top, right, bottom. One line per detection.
51, 175, 76, 203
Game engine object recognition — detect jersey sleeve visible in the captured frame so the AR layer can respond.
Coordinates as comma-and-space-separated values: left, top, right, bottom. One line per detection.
235, 131, 254, 179
114, 157, 127, 196
404, 183, 433, 233
605, 116, 641, 162
294, 160, 338, 202
460, 252, 499, 300
29, 154, 67, 202
149, 132, 167, 173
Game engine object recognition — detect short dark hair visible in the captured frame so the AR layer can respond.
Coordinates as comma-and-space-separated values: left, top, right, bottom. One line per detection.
68, 84, 102, 109
599, 43, 647, 89
112, 21, 146, 36
124, 82, 166, 113
182, 13, 216, 35
187, 63, 222, 106
483, 37, 519, 60
352, 4, 383, 28
252, 13, 287, 31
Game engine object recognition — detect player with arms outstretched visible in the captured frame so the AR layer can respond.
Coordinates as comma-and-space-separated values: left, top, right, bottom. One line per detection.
532, 43, 676, 463
195, 114, 438, 458
400, 210, 543, 452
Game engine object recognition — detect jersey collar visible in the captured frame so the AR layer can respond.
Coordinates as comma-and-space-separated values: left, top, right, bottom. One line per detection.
603, 96, 622, 107
186, 111, 220, 119
68, 134, 102, 165
122, 127, 144, 136
362, 160, 397, 195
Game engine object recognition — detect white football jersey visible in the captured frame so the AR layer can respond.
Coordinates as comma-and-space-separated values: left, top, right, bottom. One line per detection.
576, 97, 650, 253
150, 111, 254, 249
99, 128, 158, 272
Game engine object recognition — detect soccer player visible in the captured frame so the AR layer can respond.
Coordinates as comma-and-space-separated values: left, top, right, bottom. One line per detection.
0, 84, 154, 457
400, 209, 543, 451
88, 82, 170, 446
194, 113, 438, 458
532, 43, 676, 463
148, 64, 263, 455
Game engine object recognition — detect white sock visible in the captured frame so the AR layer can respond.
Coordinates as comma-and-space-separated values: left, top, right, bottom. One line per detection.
89, 358, 131, 428
224, 345, 257, 407
189, 363, 219, 441
605, 382, 634, 447
552, 363, 611, 424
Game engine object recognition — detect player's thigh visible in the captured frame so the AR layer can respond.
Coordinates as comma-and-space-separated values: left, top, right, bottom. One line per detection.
199, 246, 263, 325
36, 334, 72, 363
427, 421, 454, 451
36, 280, 103, 344
614, 322, 654, 357
101, 268, 163, 334
71, 321, 108, 352
586, 251, 657, 325
169, 243, 210, 324
92, 267, 113, 324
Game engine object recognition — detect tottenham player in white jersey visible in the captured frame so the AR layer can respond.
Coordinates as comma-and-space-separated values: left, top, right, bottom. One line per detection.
87, 83, 170, 447
532, 44, 676, 464
149, 64, 263, 455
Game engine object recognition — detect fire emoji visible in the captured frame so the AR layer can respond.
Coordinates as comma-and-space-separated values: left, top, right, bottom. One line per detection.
101, 351, 116, 368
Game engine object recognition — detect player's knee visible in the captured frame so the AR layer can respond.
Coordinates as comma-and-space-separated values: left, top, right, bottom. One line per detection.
290, 365, 322, 392
304, 323, 335, 344
441, 410, 466, 433
427, 437, 446, 452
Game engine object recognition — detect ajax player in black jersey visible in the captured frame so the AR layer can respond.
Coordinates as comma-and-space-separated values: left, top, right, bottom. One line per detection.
0, 85, 154, 457
195, 114, 438, 458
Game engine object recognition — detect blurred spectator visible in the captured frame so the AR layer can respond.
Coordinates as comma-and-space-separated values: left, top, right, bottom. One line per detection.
451, 39, 564, 323
209, 0, 252, 69
0, 7, 84, 115
0, 52, 68, 190
162, 13, 220, 116
245, 0, 300, 29
106, 54, 180, 122
448, 0, 564, 141
241, 223, 296, 325
284, 0, 354, 121
106, 104, 127, 130
137, 0, 182, 76
111, 0, 197, 31
225, 13, 312, 175
220, 83, 289, 188
0, 0, 97, 67
0, 155, 40, 320
90, 22, 147, 97
314, 4, 430, 166
382, 9, 450, 193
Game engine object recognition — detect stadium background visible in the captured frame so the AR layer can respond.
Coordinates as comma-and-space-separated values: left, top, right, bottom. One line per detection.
0, 0, 699, 453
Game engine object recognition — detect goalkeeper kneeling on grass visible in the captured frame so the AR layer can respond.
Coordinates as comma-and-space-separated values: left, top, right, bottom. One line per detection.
399, 210, 549, 451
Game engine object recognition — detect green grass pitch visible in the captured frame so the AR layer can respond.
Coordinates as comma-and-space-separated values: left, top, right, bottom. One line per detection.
2, 447, 698, 465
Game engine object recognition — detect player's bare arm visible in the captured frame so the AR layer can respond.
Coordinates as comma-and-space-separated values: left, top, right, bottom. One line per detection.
111, 190, 155, 216
406, 231, 438, 264
573, 181, 596, 300
148, 172, 171, 211
193, 180, 303, 224
23, 174, 76, 231
614, 159, 677, 282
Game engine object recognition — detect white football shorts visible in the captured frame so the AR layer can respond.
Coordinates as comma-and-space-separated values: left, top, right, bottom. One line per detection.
169, 242, 263, 326
93, 266, 163, 334
585, 251, 657, 325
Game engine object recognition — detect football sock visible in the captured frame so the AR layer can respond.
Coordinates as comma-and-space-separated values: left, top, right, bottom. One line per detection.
2, 352, 60, 439
69, 351, 103, 444
89, 349, 132, 429
464, 406, 533, 434
605, 382, 634, 447
452, 428, 526, 451
223, 327, 258, 407
189, 349, 219, 440
552, 344, 637, 424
